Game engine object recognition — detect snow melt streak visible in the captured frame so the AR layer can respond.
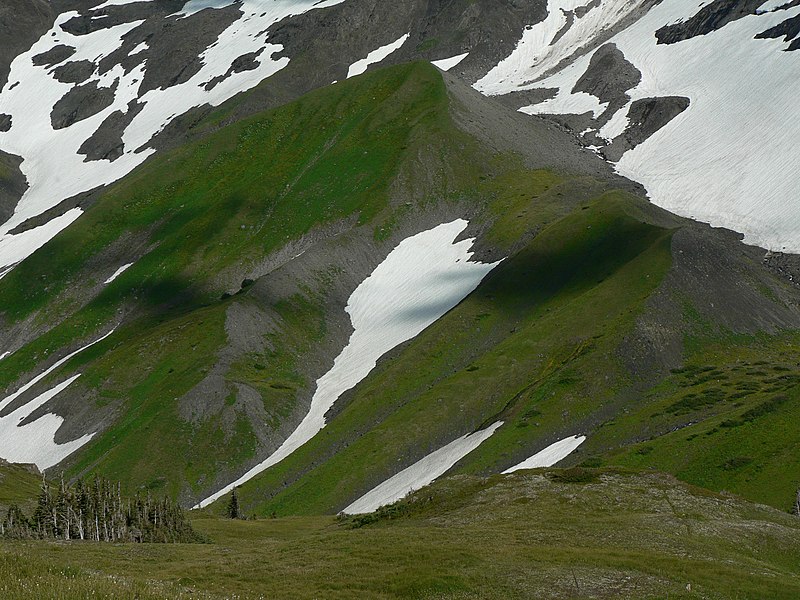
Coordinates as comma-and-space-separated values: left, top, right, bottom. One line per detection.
104, 262, 133, 284
502, 435, 586, 473
343, 422, 504, 515
196, 219, 502, 508
347, 34, 409, 78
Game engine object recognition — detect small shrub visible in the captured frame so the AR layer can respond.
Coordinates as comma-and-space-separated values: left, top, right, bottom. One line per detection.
722, 456, 753, 471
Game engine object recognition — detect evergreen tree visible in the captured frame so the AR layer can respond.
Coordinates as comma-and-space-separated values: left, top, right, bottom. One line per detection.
32, 473, 54, 538
1, 504, 30, 538
2, 475, 200, 543
226, 487, 241, 520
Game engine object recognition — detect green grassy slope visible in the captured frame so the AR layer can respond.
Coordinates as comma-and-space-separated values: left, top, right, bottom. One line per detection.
224, 189, 800, 516
231, 192, 677, 515
0, 62, 606, 499
0, 461, 40, 513
0, 60, 798, 516
587, 335, 800, 508
2, 469, 799, 599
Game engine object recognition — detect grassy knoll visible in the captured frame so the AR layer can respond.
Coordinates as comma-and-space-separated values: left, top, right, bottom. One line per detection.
1, 469, 799, 599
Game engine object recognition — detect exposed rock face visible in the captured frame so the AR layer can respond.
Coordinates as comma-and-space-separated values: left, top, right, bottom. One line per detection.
655, 0, 766, 44
0, 0, 54, 91
603, 96, 690, 161
52, 59, 96, 85
0, 151, 27, 225
50, 80, 118, 130
78, 100, 144, 162
756, 14, 800, 50
572, 43, 641, 126
32, 44, 76, 68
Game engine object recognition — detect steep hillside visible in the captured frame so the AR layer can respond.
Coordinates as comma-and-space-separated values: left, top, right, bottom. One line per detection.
0, 62, 621, 502
475, 0, 800, 251
3, 469, 800, 599
0, 3, 797, 598
2, 0, 798, 278
0, 61, 797, 519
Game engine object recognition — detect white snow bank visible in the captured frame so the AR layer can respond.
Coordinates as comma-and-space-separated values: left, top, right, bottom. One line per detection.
0, 329, 114, 469
177, 0, 238, 15
196, 219, 502, 508
502, 435, 586, 473
483, 0, 800, 251
606, 1, 800, 252
523, 89, 607, 118
475, 0, 648, 95
431, 52, 469, 72
347, 33, 409, 78
343, 421, 504, 515
129, 41, 149, 55
0, 375, 93, 470
95, 0, 154, 8
104, 262, 134, 284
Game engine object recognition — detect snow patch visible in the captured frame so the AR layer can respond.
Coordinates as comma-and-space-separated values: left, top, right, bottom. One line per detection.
177, 0, 238, 15
196, 219, 502, 508
129, 41, 149, 55
0, 330, 115, 470
104, 262, 134, 284
347, 33, 409, 78
343, 421, 504, 515
0, 375, 92, 470
95, 0, 155, 8
502, 435, 586, 473
431, 52, 469, 71
521, 89, 607, 118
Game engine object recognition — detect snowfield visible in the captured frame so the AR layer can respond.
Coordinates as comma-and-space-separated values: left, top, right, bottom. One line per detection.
0, 330, 114, 469
503, 435, 586, 473
343, 421, 504, 515
196, 219, 502, 508
477, 0, 800, 251
0, 0, 796, 275
474, 0, 648, 95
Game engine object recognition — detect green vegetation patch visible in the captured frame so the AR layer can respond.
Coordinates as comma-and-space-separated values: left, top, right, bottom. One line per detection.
4, 471, 800, 599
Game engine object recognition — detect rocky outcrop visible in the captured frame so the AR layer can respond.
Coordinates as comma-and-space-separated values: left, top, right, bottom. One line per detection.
0, 151, 27, 225
0, 0, 53, 92
603, 96, 690, 161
